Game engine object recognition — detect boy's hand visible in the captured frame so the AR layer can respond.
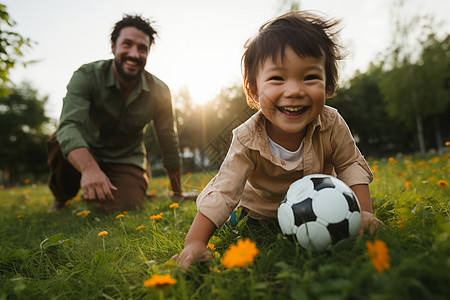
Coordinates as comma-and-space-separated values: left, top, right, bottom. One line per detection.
359, 211, 381, 236
171, 240, 213, 268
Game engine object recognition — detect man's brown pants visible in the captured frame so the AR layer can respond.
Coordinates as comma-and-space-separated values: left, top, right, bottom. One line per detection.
47, 134, 148, 212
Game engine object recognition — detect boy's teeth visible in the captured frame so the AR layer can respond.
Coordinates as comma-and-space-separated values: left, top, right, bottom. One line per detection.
284, 107, 303, 112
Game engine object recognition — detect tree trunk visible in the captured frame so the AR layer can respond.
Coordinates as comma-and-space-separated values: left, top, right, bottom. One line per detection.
433, 115, 443, 153
415, 111, 426, 154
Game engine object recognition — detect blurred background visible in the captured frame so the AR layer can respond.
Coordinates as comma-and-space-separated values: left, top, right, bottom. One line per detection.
1, 0, 449, 184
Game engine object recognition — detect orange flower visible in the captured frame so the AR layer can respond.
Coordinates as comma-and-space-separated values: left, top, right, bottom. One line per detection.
437, 180, 448, 188
136, 225, 146, 230
144, 274, 177, 289
23, 179, 30, 184
150, 213, 163, 220
17, 214, 25, 219
115, 214, 124, 219
445, 141, 450, 146
370, 165, 378, 173
404, 181, 411, 190
149, 189, 157, 196
221, 238, 259, 269
169, 203, 179, 209
207, 243, 216, 251
388, 157, 396, 164
76, 210, 91, 218
366, 239, 390, 273
123, 211, 128, 215
98, 231, 108, 237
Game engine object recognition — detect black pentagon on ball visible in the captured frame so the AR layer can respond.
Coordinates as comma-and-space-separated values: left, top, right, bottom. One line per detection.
311, 177, 335, 191
292, 198, 316, 226
343, 192, 360, 212
327, 219, 350, 244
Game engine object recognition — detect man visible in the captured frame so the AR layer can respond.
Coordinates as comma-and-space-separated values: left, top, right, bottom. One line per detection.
47, 15, 193, 212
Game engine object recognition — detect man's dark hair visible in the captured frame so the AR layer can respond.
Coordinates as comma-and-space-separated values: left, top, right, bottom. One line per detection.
111, 14, 158, 47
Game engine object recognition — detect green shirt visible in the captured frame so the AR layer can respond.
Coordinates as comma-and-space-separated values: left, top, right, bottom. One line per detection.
56, 59, 181, 170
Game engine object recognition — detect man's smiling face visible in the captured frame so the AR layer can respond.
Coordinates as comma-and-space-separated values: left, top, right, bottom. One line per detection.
112, 26, 150, 81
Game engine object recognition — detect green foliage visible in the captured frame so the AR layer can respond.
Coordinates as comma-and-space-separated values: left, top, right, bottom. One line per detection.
1, 154, 449, 299
0, 83, 51, 184
0, 4, 33, 95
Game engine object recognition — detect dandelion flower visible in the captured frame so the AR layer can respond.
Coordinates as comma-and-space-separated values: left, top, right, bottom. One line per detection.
221, 238, 259, 269
136, 225, 146, 230
437, 180, 448, 188
76, 210, 91, 218
169, 203, 179, 209
150, 213, 163, 220
115, 214, 124, 219
366, 239, 390, 273
98, 231, 108, 237
144, 274, 177, 289
17, 215, 25, 219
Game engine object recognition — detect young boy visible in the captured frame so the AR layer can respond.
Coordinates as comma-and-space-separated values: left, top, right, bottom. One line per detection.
172, 11, 377, 268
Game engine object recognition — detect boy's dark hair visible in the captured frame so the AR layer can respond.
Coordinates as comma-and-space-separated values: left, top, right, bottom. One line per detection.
242, 11, 344, 108
111, 14, 158, 47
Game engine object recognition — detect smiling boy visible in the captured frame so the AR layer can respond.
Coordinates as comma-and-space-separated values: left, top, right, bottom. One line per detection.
172, 11, 377, 268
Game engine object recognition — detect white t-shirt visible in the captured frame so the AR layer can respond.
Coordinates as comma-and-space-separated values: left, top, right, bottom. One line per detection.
268, 136, 303, 162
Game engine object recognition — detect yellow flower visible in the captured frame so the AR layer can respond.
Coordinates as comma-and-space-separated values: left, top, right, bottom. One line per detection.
17, 214, 25, 219
150, 213, 163, 220
207, 243, 216, 251
366, 239, 390, 273
136, 225, 146, 230
98, 231, 108, 237
144, 274, 177, 289
115, 214, 124, 219
437, 180, 448, 188
76, 210, 91, 218
169, 203, 179, 209
221, 238, 259, 269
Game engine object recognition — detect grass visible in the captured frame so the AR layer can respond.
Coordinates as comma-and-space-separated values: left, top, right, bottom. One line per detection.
0, 153, 449, 299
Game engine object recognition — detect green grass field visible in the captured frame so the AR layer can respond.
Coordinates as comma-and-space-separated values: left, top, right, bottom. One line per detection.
1, 153, 449, 299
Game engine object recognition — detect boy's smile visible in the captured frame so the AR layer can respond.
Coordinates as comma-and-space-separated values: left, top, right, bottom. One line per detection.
255, 46, 327, 150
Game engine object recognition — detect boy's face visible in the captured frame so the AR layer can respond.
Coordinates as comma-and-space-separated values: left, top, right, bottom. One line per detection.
255, 46, 326, 147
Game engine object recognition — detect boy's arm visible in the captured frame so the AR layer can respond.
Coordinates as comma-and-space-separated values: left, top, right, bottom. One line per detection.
351, 184, 380, 235
171, 211, 217, 268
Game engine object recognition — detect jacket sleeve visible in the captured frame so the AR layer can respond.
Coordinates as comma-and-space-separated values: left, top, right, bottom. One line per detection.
196, 135, 256, 228
151, 82, 181, 170
330, 112, 373, 187
56, 67, 92, 158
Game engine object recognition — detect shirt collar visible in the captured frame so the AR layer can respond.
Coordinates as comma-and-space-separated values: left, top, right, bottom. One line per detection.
105, 59, 150, 93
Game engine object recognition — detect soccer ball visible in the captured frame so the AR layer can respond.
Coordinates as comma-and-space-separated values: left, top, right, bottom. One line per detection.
277, 174, 361, 252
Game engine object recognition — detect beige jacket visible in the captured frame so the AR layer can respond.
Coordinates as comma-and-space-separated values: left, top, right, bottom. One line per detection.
197, 106, 373, 228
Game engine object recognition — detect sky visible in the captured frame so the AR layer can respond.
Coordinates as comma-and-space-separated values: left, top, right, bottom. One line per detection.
3, 0, 450, 120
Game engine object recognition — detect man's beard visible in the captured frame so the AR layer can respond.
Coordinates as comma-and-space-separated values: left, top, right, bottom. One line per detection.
114, 58, 142, 81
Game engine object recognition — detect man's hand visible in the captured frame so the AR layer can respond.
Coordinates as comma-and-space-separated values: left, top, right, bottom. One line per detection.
80, 167, 117, 201
67, 147, 117, 201
171, 240, 213, 269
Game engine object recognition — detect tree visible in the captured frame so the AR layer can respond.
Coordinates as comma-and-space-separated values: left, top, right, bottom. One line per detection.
0, 83, 51, 184
378, 1, 449, 153
332, 66, 415, 156
0, 4, 33, 96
